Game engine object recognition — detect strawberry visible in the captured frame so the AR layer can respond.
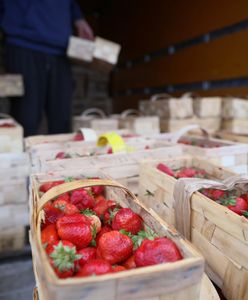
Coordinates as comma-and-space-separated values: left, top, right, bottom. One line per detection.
156, 163, 174, 177
103, 206, 119, 225
55, 152, 67, 159
55, 193, 70, 202
76, 259, 112, 277
53, 199, 79, 215
95, 195, 106, 204
107, 147, 113, 154
201, 189, 226, 200
112, 208, 143, 234
135, 237, 183, 267
93, 199, 115, 218
81, 209, 101, 233
78, 247, 97, 267
57, 214, 92, 249
97, 231, 133, 264
70, 188, 95, 210
41, 224, 59, 250
73, 132, 84, 141
241, 194, 248, 202
112, 265, 126, 272
123, 255, 136, 269
42, 202, 64, 227
39, 180, 64, 193
49, 240, 81, 278
222, 197, 248, 215
96, 225, 112, 246
176, 168, 196, 178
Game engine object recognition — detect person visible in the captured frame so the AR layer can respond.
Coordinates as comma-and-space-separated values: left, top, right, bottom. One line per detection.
0, 0, 93, 136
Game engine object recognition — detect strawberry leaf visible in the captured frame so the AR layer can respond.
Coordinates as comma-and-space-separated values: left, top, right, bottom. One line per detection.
81, 208, 96, 216
242, 210, 248, 218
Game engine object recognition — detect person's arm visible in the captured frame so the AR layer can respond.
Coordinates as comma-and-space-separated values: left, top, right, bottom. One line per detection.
72, 0, 94, 40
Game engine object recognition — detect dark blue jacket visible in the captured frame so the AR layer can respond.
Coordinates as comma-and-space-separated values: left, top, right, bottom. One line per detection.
0, 0, 83, 55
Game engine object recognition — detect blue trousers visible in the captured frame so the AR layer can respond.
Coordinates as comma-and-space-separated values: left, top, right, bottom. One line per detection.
6, 44, 73, 137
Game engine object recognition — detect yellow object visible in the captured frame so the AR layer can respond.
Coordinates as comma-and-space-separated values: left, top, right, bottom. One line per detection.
97, 132, 127, 153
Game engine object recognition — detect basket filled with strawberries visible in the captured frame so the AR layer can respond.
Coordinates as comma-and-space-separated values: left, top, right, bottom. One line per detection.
29, 176, 206, 300
139, 155, 248, 300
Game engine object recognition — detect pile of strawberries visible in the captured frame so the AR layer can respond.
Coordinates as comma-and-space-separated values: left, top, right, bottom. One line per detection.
157, 163, 248, 217
178, 138, 221, 148
40, 179, 183, 279
157, 163, 208, 179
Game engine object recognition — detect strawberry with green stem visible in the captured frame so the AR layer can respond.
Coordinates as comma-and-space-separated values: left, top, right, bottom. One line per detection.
49, 240, 82, 278
76, 259, 112, 277
222, 197, 248, 216
112, 208, 143, 235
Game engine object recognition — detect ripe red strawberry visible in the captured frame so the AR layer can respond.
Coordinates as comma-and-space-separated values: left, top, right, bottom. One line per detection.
96, 225, 112, 246
42, 202, 64, 228
135, 237, 183, 267
97, 231, 133, 264
223, 197, 248, 215
55, 152, 67, 159
39, 180, 64, 193
90, 179, 105, 196
112, 208, 143, 234
176, 168, 196, 178
78, 247, 97, 267
57, 214, 92, 249
123, 255, 136, 269
56, 193, 70, 202
49, 240, 81, 278
112, 265, 126, 272
93, 199, 115, 218
156, 163, 175, 177
70, 188, 95, 210
202, 189, 226, 200
53, 199, 79, 215
81, 209, 101, 233
95, 195, 106, 204
41, 224, 59, 249
73, 132, 84, 141
76, 259, 112, 277
107, 147, 113, 154
241, 194, 248, 202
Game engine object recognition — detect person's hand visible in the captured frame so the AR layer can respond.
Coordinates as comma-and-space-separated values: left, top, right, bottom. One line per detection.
75, 19, 94, 40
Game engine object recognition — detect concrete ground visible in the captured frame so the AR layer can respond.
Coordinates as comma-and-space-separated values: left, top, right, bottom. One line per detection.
0, 247, 35, 300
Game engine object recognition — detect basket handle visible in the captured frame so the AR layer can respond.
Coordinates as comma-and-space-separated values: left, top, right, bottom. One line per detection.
170, 124, 209, 143
81, 108, 106, 118
150, 93, 171, 102
120, 109, 140, 118
38, 179, 137, 214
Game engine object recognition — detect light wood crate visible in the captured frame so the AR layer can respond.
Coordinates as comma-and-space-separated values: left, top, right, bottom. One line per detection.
67, 36, 95, 62
160, 117, 220, 134
178, 135, 248, 174
119, 116, 160, 135
222, 97, 248, 119
193, 97, 222, 118
222, 119, 248, 135
217, 131, 248, 144
138, 156, 248, 300
0, 153, 30, 205
139, 94, 193, 119
0, 117, 23, 153
0, 74, 24, 97
30, 178, 204, 300
0, 226, 26, 253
